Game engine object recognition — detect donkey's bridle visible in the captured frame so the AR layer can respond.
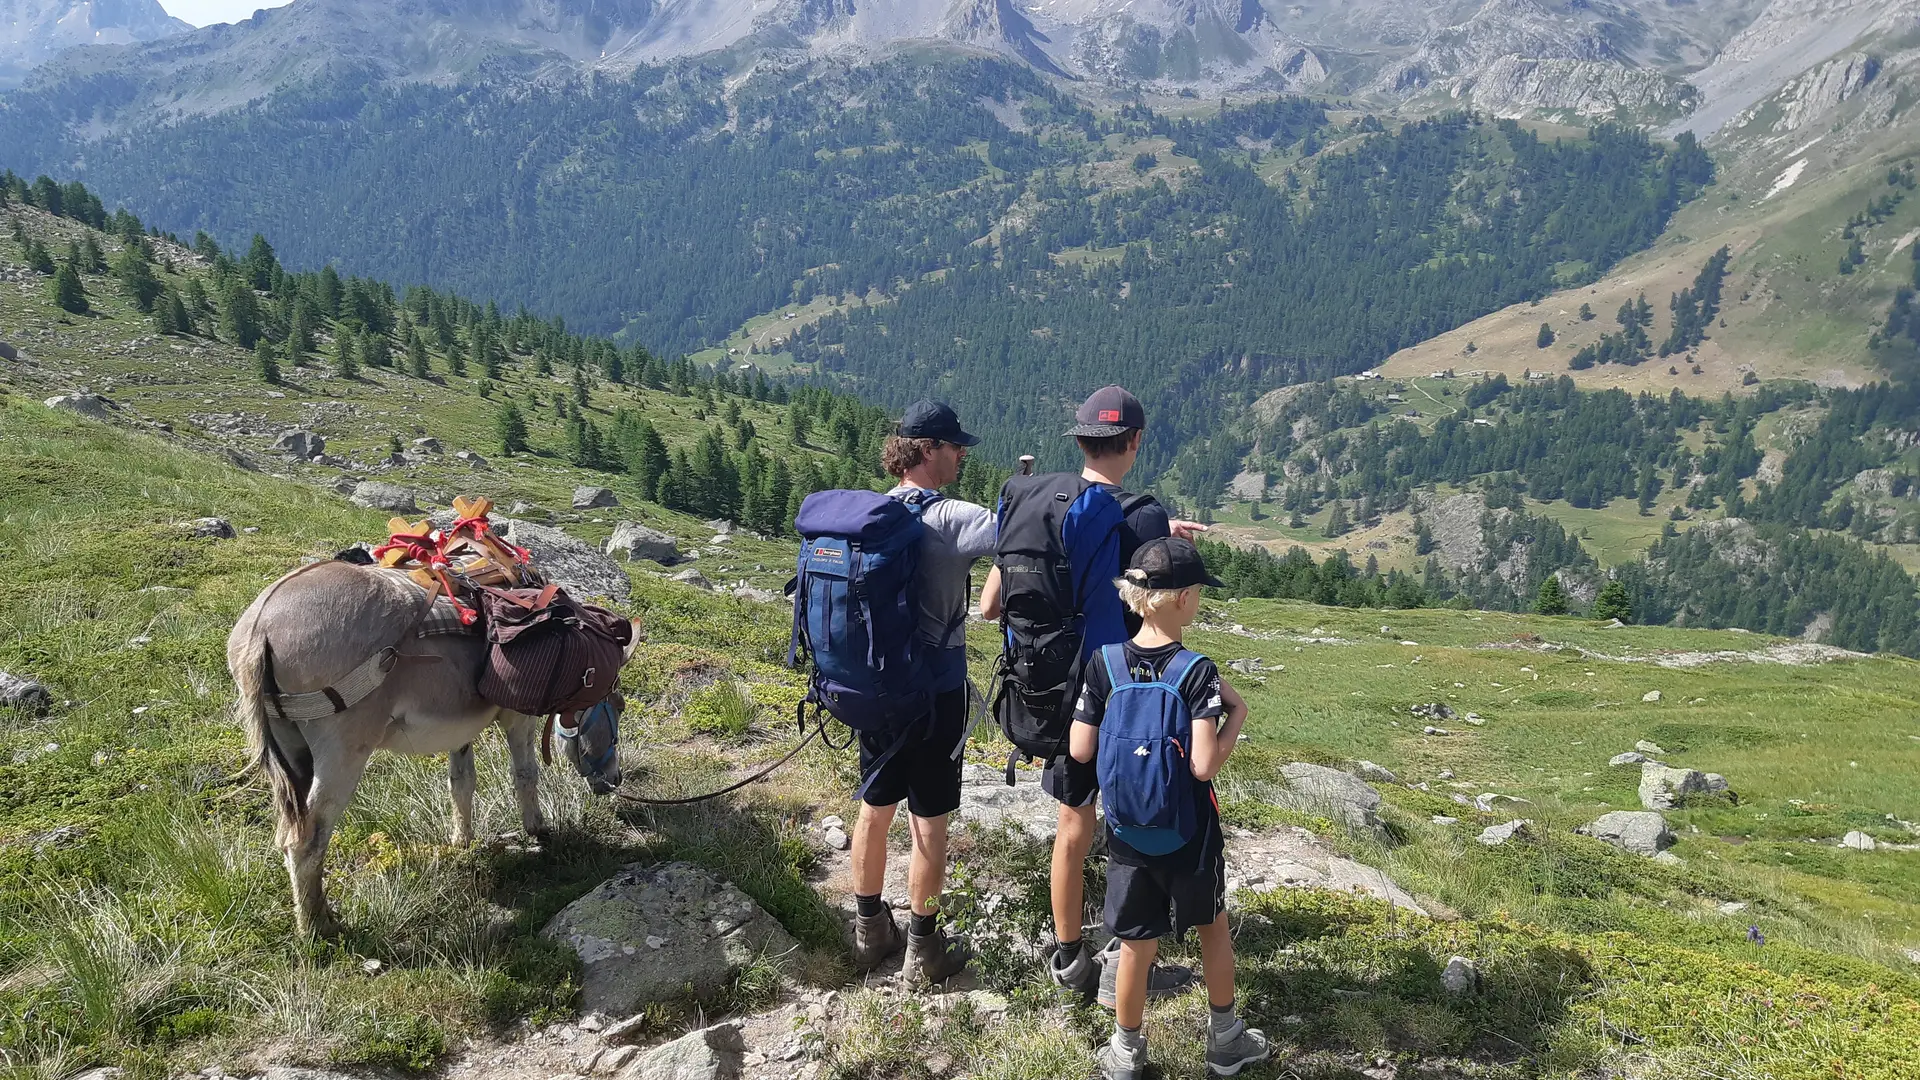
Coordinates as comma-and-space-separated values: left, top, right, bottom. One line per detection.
554, 695, 621, 780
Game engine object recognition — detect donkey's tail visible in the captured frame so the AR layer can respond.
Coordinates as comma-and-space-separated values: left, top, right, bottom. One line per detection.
231, 620, 311, 847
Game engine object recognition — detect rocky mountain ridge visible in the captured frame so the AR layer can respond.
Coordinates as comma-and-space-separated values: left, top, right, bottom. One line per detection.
0, 0, 189, 89
1, 0, 1902, 128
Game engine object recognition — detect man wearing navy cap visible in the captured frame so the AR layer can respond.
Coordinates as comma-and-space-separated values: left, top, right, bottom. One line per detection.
849, 399, 996, 984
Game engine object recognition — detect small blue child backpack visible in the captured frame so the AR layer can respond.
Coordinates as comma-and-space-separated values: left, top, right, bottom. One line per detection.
1094, 644, 1202, 856
788, 490, 939, 792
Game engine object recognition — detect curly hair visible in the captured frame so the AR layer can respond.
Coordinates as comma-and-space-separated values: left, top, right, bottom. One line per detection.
882, 435, 943, 479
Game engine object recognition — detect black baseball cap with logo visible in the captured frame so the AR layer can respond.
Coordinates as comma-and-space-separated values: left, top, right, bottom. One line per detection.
1126, 536, 1225, 590
1064, 385, 1146, 438
897, 399, 980, 446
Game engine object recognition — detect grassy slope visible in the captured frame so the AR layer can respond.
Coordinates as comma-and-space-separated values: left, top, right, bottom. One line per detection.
4, 389, 1920, 1078
1379, 110, 1918, 396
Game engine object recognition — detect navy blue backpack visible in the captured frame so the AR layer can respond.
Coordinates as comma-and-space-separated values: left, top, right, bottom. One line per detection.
789, 489, 939, 786
1094, 644, 1203, 856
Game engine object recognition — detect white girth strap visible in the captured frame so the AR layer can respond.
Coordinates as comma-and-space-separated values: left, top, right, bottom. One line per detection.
269, 646, 400, 723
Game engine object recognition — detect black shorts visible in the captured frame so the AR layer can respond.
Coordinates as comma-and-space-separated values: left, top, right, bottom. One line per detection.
858, 687, 968, 818
1041, 752, 1099, 808
1104, 850, 1228, 942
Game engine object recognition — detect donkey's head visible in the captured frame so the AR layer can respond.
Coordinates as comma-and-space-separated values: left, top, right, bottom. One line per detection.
558, 693, 624, 795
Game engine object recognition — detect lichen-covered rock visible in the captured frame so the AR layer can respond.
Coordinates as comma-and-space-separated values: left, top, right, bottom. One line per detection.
349, 481, 418, 513
542, 863, 795, 1016
1639, 763, 1733, 810
607, 522, 680, 565
574, 486, 619, 509
505, 518, 632, 602
956, 764, 1074, 844
180, 517, 236, 539
1576, 811, 1674, 857
1478, 820, 1532, 846
44, 393, 114, 420
627, 1021, 744, 1080
1275, 762, 1387, 841
271, 429, 324, 459
669, 568, 712, 590
0, 672, 52, 715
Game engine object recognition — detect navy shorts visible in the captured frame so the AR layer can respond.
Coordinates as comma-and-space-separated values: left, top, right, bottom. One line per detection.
1042, 752, 1099, 808
1104, 851, 1228, 942
858, 687, 968, 818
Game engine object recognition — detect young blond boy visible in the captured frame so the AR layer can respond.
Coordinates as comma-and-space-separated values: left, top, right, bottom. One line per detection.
1069, 537, 1271, 1079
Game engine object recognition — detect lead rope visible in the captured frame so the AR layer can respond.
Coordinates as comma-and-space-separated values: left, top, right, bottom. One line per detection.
611, 706, 829, 807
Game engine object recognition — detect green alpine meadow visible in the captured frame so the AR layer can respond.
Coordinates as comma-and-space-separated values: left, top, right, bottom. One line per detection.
5, 0, 1920, 1077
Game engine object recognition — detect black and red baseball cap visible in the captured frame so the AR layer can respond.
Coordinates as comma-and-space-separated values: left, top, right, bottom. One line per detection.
1063, 385, 1145, 438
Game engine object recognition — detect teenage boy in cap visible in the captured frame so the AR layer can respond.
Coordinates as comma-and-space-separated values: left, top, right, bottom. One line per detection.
981, 385, 1207, 998
850, 399, 996, 983
1071, 537, 1268, 1080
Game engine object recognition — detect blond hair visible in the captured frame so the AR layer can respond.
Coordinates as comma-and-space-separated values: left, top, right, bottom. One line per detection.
1114, 571, 1194, 616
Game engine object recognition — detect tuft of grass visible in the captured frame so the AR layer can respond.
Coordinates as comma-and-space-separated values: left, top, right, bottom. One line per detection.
686, 680, 761, 739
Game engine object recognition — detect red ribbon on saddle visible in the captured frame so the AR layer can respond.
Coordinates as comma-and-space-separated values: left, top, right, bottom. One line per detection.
374, 526, 479, 625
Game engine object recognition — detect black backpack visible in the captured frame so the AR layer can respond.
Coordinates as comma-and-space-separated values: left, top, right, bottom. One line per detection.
992, 473, 1154, 780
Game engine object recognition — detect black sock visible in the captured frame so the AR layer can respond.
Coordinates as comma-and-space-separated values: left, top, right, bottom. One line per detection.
1057, 938, 1084, 964
910, 911, 937, 936
856, 893, 884, 918
1210, 999, 1235, 1016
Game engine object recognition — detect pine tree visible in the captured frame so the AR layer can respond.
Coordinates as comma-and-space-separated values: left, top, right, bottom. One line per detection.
1413, 518, 1434, 555
255, 338, 281, 385
1536, 322, 1555, 348
1579, 303, 1595, 321
50, 262, 87, 314
496, 403, 529, 455
572, 363, 590, 407
1322, 501, 1350, 538
626, 419, 670, 498
789, 409, 811, 446
157, 287, 192, 334
289, 302, 315, 361
408, 331, 430, 378
112, 245, 161, 312
1534, 575, 1570, 616
219, 281, 261, 347
1593, 580, 1632, 622
335, 328, 359, 379
362, 331, 392, 369
447, 339, 467, 377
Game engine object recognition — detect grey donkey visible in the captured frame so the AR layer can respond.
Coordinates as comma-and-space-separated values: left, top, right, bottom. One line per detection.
228, 560, 638, 936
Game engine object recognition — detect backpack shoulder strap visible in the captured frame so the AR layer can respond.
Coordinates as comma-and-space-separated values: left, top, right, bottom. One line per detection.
1160, 649, 1204, 693
1117, 491, 1158, 516
1099, 642, 1128, 688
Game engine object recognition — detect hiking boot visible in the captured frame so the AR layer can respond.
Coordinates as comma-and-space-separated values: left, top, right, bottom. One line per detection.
1205, 1020, 1272, 1077
851, 909, 904, 971
1095, 1037, 1148, 1080
1095, 936, 1197, 1009
1048, 942, 1100, 997
904, 924, 971, 984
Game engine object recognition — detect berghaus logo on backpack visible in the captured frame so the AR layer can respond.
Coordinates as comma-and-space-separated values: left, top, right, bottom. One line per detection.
789, 489, 936, 735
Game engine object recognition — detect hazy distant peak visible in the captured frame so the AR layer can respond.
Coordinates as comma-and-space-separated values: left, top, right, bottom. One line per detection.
0, 0, 190, 88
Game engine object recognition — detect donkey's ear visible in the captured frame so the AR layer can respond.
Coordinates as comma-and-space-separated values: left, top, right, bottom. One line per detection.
622, 618, 646, 660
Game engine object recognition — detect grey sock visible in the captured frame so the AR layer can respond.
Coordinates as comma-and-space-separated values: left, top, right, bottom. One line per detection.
1111, 1025, 1147, 1057
1209, 1004, 1243, 1043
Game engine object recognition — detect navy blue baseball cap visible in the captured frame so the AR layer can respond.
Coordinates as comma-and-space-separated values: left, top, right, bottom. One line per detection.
1064, 385, 1145, 438
897, 399, 980, 446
